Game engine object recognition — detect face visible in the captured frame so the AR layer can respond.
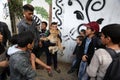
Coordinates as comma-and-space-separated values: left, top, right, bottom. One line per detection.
41, 23, 47, 30
85, 27, 94, 36
23, 10, 33, 21
50, 24, 58, 30
100, 33, 109, 45
76, 38, 82, 45
27, 41, 34, 50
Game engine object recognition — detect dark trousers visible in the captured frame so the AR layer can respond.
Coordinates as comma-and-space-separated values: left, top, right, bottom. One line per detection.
46, 51, 58, 69
71, 58, 81, 70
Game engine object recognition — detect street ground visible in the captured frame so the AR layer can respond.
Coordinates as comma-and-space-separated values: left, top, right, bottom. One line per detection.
35, 54, 78, 80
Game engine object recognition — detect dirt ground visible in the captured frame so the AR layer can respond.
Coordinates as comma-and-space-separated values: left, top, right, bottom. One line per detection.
35, 54, 78, 80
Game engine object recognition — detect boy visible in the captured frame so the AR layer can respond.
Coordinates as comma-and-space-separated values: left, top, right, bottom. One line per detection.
17, 4, 41, 57
78, 21, 103, 80
43, 22, 61, 73
67, 36, 84, 74
17, 4, 51, 71
87, 24, 120, 80
9, 31, 36, 80
0, 33, 9, 80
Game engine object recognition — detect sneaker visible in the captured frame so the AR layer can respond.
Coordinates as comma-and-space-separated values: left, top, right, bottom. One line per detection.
67, 69, 75, 74
54, 68, 61, 73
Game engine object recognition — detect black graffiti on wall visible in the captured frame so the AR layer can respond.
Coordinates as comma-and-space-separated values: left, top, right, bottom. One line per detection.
53, 0, 63, 29
53, 0, 106, 41
3, 2, 9, 19
66, 0, 106, 41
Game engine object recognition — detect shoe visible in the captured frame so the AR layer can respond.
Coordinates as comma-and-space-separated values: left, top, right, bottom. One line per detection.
54, 68, 61, 73
67, 69, 75, 74
48, 71, 53, 77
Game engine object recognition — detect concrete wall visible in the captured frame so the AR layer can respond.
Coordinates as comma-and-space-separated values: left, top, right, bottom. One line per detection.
0, 0, 12, 33
52, 0, 120, 62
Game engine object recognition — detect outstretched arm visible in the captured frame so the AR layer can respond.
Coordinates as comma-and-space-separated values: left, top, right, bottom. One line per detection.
35, 58, 51, 72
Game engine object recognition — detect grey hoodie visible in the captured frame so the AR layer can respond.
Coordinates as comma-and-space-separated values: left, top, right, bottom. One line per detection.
7, 45, 21, 56
8, 45, 36, 80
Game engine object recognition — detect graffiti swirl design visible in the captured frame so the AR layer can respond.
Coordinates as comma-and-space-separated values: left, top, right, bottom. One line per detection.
67, 0, 106, 41
55, 0, 63, 27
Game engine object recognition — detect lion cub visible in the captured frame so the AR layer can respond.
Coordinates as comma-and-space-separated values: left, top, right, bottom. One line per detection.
41, 29, 64, 55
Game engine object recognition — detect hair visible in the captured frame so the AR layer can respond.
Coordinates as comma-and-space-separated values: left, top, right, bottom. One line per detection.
51, 22, 57, 25
23, 4, 34, 12
76, 36, 84, 41
81, 29, 85, 34
17, 31, 34, 47
42, 21, 47, 27
9, 34, 19, 45
101, 24, 120, 44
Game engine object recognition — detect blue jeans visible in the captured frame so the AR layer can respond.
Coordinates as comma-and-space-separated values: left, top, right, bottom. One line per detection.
78, 61, 88, 80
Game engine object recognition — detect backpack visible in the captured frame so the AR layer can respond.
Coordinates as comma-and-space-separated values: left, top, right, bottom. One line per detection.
103, 48, 120, 80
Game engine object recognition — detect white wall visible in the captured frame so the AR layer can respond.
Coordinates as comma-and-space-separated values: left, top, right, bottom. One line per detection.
0, 0, 12, 33
52, 0, 120, 63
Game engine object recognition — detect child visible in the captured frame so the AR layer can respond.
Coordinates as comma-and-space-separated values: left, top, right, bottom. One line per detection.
8, 31, 36, 80
41, 22, 62, 73
78, 21, 104, 80
67, 36, 84, 74
0, 33, 9, 80
8, 33, 52, 71
87, 24, 120, 80
8, 31, 52, 80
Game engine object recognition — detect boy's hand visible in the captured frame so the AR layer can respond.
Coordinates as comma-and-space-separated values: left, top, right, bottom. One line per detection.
46, 65, 52, 72
82, 55, 88, 62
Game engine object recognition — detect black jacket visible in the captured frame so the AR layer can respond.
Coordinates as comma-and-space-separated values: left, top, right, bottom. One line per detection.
73, 44, 83, 60
80, 36, 104, 65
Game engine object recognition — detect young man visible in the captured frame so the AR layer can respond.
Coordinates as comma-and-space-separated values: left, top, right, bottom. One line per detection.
87, 24, 120, 80
33, 21, 49, 58
17, 4, 51, 71
17, 4, 40, 50
78, 21, 104, 80
46, 22, 61, 73
39, 21, 49, 37
9, 31, 36, 80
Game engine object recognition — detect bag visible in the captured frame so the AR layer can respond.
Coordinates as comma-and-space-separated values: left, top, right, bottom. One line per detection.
103, 48, 120, 80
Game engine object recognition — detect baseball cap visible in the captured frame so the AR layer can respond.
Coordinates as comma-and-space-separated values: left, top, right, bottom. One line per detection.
84, 21, 99, 32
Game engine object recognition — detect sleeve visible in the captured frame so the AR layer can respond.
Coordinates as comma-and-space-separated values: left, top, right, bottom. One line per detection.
87, 50, 100, 78
14, 57, 36, 80
73, 45, 77, 55
17, 22, 25, 33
